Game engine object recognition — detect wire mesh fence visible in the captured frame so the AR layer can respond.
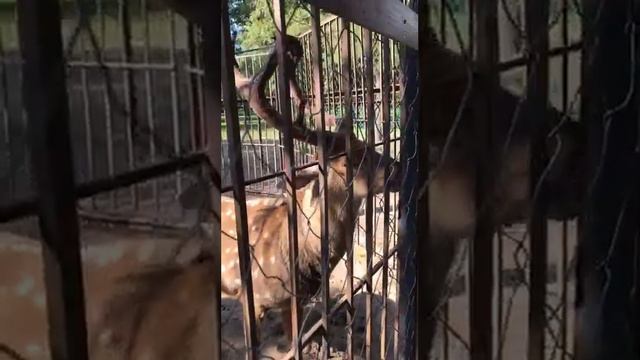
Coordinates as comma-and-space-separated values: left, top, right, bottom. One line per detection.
2, 0, 637, 360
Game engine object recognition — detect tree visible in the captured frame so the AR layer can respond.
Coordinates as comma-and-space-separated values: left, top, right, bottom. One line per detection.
237, 0, 311, 50
229, 0, 253, 33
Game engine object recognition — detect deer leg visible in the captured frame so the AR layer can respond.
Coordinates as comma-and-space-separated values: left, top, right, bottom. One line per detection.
277, 301, 293, 352
420, 236, 463, 359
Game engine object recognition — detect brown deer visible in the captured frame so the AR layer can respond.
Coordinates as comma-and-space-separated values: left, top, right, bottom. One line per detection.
89, 33, 402, 358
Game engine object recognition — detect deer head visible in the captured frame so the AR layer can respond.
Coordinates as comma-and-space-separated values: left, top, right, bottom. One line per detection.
235, 36, 403, 199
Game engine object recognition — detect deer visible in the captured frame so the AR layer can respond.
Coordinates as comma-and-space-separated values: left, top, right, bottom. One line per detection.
88, 30, 402, 357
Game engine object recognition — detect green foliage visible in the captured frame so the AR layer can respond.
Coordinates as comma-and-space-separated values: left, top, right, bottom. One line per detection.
236, 0, 311, 50
229, 0, 254, 31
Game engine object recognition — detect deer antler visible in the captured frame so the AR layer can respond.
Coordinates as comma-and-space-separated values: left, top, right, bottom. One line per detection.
233, 36, 321, 147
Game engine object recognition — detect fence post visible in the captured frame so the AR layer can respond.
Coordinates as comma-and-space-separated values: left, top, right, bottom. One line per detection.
524, 0, 550, 359
398, 0, 420, 357
221, 2, 261, 358
470, 0, 498, 359
272, 0, 304, 357
196, 1, 223, 358
575, 0, 640, 359
16, 0, 89, 358
416, 0, 433, 358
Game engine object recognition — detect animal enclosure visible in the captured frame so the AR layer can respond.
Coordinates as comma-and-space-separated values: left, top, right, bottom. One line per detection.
1, 0, 637, 360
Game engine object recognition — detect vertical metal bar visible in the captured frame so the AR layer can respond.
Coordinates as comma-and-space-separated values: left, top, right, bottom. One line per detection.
468, 0, 475, 57
351, 26, 359, 134
322, 24, 332, 123
391, 38, 400, 357
363, 27, 375, 360
470, 0, 498, 359
187, 23, 202, 151
398, 0, 420, 356
198, 2, 222, 357
496, 230, 504, 360
221, 3, 260, 358
273, 1, 303, 357
196, 29, 207, 147
0, 25, 13, 201
16, 0, 89, 358
79, 34, 95, 209
575, 0, 640, 358
560, 2, 570, 358
416, 1, 433, 358
328, 21, 337, 117
310, 7, 331, 358
98, 0, 116, 209
440, 0, 447, 43
168, 10, 183, 207
119, 0, 138, 210
525, 0, 550, 358
142, 0, 159, 211
380, 33, 392, 360
340, 17, 355, 360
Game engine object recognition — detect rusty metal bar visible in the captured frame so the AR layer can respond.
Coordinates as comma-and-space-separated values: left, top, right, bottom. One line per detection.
470, 0, 498, 359
309, 6, 331, 359
140, 0, 160, 212
397, 0, 420, 354
119, 0, 138, 210
340, 17, 356, 360
168, 9, 184, 215
560, 1, 570, 357
187, 23, 201, 151
79, 34, 96, 210
0, 24, 13, 202
575, 1, 640, 359
380, 33, 392, 360
416, 1, 433, 358
363, 26, 376, 360
96, 0, 117, 210
496, 41, 581, 69
197, 1, 223, 357
304, 0, 418, 50
16, 0, 89, 357
440, 0, 447, 44
67, 61, 175, 70
273, 0, 303, 357
222, 2, 260, 358
525, 0, 550, 358
0, 152, 207, 224
496, 230, 504, 360
201, 2, 224, 359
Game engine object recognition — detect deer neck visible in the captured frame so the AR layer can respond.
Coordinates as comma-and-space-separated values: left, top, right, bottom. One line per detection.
295, 176, 364, 270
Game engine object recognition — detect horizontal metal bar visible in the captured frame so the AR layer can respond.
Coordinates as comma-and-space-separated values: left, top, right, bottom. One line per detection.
67, 60, 175, 71
220, 137, 400, 193
0, 153, 208, 223
497, 41, 582, 71
77, 209, 195, 232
